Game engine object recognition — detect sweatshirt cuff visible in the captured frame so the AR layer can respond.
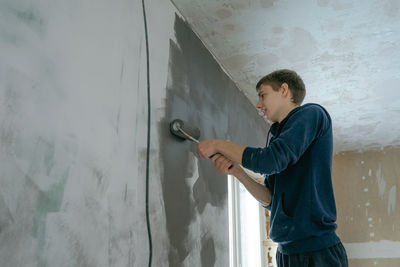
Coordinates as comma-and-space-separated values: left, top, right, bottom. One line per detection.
241, 147, 258, 170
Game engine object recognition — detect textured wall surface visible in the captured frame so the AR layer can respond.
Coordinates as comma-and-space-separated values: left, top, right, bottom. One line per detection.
333, 146, 400, 266
159, 15, 267, 267
0, 0, 267, 266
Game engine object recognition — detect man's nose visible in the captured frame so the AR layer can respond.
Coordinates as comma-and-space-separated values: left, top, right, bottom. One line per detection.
256, 99, 262, 109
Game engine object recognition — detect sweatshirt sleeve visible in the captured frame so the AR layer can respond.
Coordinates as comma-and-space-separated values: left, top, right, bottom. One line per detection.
242, 105, 330, 175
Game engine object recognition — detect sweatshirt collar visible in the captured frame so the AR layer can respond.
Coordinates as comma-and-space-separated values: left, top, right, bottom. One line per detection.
270, 105, 303, 136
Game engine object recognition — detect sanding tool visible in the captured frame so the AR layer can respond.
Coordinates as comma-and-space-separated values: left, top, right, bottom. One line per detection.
169, 119, 232, 169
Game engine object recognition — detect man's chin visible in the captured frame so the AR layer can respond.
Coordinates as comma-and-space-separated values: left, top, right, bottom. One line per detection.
262, 115, 273, 124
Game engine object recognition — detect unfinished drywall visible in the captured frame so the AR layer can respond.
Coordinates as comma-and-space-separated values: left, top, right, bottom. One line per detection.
333, 146, 400, 267
0, 0, 268, 266
159, 15, 268, 266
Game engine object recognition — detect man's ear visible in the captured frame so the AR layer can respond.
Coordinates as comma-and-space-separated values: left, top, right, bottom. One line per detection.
280, 83, 290, 96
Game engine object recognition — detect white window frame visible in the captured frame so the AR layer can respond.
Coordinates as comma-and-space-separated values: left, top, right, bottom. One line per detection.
228, 174, 265, 267
228, 174, 240, 267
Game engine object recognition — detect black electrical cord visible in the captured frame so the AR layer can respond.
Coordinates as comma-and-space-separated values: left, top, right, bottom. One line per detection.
141, 0, 152, 266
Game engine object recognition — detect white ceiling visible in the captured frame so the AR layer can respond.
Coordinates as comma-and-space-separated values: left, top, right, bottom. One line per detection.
171, 0, 400, 153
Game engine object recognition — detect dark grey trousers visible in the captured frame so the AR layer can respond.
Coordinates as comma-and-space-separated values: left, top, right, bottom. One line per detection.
276, 242, 348, 267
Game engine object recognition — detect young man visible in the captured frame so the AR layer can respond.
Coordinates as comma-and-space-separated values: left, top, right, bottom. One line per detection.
197, 69, 348, 267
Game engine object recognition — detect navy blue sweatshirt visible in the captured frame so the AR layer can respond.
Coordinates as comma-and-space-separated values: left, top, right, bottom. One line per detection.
242, 103, 340, 254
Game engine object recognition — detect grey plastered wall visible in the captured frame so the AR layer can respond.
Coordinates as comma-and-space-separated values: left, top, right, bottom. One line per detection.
0, 0, 267, 266
159, 15, 268, 266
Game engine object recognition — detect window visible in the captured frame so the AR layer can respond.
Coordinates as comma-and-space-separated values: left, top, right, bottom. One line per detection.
228, 174, 263, 267
228, 170, 278, 267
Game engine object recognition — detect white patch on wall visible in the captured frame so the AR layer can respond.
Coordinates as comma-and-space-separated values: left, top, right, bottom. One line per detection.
370, 232, 375, 237
184, 196, 228, 267
376, 163, 386, 198
185, 152, 200, 190
388, 185, 396, 216
343, 240, 400, 259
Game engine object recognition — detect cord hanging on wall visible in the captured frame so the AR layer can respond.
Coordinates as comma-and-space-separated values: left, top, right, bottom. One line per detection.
141, 0, 152, 266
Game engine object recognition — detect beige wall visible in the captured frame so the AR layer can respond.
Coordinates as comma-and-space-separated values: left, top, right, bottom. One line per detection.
333, 146, 400, 266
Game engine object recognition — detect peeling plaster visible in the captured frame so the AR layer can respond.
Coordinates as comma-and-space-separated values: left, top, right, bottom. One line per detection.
376, 163, 386, 199
388, 186, 396, 216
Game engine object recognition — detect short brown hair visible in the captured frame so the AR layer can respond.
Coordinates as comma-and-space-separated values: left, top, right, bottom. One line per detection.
256, 69, 306, 105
